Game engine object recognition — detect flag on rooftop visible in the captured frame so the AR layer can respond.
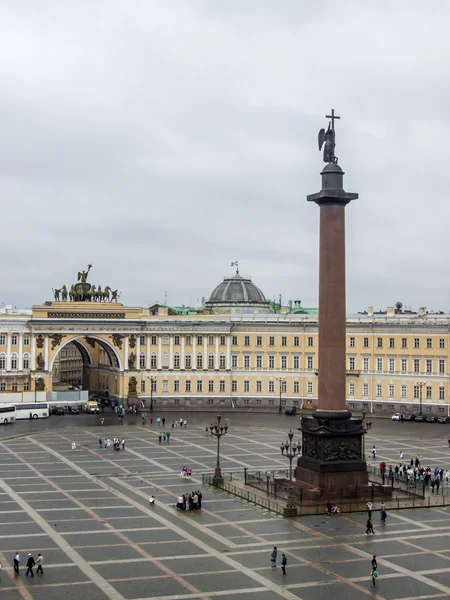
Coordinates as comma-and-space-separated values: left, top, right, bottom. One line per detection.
231, 261, 239, 267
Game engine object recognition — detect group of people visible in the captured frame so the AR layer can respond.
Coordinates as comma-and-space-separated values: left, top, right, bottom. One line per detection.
151, 416, 187, 428
373, 447, 449, 492
158, 431, 171, 443
98, 437, 126, 450
181, 465, 193, 478
176, 490, 202, 510
270, 546, 288, 574
13, 552, 44, 577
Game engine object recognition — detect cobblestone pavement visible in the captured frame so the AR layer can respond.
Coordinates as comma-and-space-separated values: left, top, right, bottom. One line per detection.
1, 419, 450, 599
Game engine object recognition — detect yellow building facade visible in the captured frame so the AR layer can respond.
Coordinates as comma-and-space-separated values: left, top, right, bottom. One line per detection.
0, 272, 449, 415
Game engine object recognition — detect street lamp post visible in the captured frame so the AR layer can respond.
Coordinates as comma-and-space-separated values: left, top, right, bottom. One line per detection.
149, 375, 156, 412
417, 380, 425, 416
276, 376, 286, 415
210, 413, 228, 485
280, 430, 302, 481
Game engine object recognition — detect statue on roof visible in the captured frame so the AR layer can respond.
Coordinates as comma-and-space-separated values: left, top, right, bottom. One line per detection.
78, 264, 92, 283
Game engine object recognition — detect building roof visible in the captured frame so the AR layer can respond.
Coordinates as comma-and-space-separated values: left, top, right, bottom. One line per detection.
207, 272, 267, 305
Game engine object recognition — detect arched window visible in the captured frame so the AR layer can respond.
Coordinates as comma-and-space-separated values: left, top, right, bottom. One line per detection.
151, 352, 157, 368
0, 353, 6, 369
174, 352, 180, 368
208, 353, 215, 369
196, 352, 203, 369
139, 353, 145, 368
23, 353, 30, 370
162, 352, 169, 368
185, 353, 192, 369
11, 353, 18, 370
219, 353, 226, 369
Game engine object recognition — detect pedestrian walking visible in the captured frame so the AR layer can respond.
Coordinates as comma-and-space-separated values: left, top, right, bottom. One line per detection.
281, 553, 287, 574
149, 495, 155, 506
122, 439, 126, 450
372, 555, 377, 570
25, 553, 35, 577
184, 419, 187, 428
370, 568, 377, 586
100, 417, 104, 426
365, 519, 374, 535
372, 445, 376, 458
35, 553, 44, 575
197, 490, 202, 509
162, 417, 166, 426
366, 501, 373, 519
98, 437, 102, 448
270, 546, 277, 567
71, 441, 76, 451
150, 417, 153, 426
157, 417, 161, 426
172, 420, 175, 428
167, 431, 170, 443
179, 418, 183, 427
13, 552, 20, 574
158, 433, 162, 444
380, 507, 387, 523
400, 450, 404, 460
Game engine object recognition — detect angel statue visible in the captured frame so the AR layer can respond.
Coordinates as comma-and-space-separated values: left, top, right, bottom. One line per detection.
318, 123, 336, 164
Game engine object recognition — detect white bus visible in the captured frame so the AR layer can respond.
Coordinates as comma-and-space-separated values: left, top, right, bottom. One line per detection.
15, 402, 50, 420
0, 405, 16, 424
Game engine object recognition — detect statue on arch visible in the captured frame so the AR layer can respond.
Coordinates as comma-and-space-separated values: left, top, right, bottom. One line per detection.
77, 264, 92, 283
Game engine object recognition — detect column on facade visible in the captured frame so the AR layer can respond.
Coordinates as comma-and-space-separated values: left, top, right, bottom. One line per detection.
124, 336, 129, 370
44, 335, 49, 371
193, 335, 197, 369
6, 333, 11, 370
31, 335, 36, 371
226, 334, 231, 370
204, 336, 207, 370
18, 333, 23, 370
181, 335, 185, 369
146, 335, 150, 370
215, 335, 219, 369
169, 335, 174, 370
157, 335, 162, 370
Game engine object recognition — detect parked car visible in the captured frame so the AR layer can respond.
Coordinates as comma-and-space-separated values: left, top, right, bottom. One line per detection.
426, 416, 438, 423
403, 414, 416, 421
51, 406, 65, 415
285, 406, 297, 416
69, 406, 80, 414
438, 416, 450, 424
415, 415, 426, 422
391, 413, 402, 421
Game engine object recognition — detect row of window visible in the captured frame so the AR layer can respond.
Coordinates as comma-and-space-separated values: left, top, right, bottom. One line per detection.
0, 381, 30, 391
354, 382, 445, 401
0, 335, 30, 346
140, 379, 315, 394
348, 356, 445, 375
350, 356, 446, 374
135, 334, 312, 347
0, 334, 447, 350
349, 336, 446, 350
136, 352, 315, 370
0, 353, 31, 370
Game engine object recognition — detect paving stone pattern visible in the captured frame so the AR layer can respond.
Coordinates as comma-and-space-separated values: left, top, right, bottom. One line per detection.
1, 421, 450, 599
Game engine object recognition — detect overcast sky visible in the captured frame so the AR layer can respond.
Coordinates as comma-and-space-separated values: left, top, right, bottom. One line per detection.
1, 1, 450, 313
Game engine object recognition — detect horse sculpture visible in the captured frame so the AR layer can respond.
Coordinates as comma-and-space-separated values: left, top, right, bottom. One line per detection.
61, 285, 68, 301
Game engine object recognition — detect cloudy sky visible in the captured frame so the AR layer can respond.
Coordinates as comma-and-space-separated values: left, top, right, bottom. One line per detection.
1, 1, 450, 312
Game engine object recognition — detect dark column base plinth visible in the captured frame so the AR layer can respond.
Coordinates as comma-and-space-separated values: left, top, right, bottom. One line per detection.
295, 414, 369, 499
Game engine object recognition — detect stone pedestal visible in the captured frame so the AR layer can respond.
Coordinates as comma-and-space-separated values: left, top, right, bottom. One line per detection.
295, 415, 369, 498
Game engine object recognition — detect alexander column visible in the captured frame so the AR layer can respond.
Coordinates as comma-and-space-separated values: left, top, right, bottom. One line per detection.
295, 111, 369, 496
